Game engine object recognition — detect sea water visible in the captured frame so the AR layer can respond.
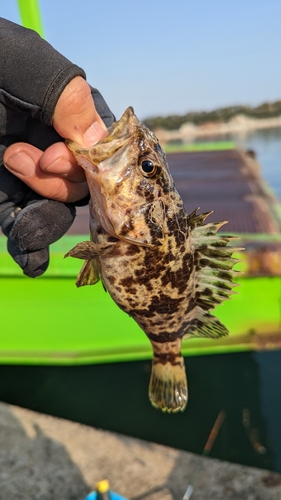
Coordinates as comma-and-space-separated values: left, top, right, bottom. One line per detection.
234, 127, 281, 200
196, 126, 281, 200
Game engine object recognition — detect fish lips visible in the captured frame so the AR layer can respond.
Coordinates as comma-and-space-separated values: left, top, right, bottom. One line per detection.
65, 141, 100, 174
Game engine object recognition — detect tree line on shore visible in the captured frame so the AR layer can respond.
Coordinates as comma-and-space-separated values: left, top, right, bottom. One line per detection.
143, 100, 281, 131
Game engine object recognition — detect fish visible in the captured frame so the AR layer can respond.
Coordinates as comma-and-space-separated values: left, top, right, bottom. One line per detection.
65, 107, 239, 413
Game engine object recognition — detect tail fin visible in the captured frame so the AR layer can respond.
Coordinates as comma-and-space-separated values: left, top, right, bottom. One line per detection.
149, 356, 188, 413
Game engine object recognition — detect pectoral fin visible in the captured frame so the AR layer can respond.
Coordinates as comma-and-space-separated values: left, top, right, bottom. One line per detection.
65, 241, 106, 260
65, 240, 113, 287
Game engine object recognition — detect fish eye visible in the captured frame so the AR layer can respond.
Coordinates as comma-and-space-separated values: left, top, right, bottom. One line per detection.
140, 159, 157, 177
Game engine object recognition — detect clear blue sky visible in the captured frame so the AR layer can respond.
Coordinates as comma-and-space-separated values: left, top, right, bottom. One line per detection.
2, 0, 281, 120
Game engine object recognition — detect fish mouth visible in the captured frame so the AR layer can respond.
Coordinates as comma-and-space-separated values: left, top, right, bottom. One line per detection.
65, 140, 100, 173
65, 107, 138, 175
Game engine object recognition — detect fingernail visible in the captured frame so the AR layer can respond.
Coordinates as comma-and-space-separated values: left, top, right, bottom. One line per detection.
83, 122, 108, 147
44, 157, 70, 173
4, 152, 35, 177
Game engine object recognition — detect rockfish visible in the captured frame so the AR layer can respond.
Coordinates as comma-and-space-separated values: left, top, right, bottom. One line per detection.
65, 107, 239, 413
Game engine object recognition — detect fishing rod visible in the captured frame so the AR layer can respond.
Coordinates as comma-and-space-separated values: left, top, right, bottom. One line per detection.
17, 0, 44, 37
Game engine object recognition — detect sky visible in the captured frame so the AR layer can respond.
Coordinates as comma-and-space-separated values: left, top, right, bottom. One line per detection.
1, 0, 281, 121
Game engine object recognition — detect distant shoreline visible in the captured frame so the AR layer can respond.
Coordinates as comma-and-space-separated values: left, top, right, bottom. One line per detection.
154, 114, 281, 144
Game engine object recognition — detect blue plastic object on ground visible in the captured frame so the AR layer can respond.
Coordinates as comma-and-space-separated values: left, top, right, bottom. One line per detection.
84, 480, 128, 500
85, 493, 128, 500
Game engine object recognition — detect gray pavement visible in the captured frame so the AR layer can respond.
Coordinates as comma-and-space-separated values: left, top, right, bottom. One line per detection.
0, 402, 280, 499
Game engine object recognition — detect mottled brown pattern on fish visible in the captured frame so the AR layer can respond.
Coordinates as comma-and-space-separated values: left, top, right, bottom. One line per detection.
65, 107, 240, 414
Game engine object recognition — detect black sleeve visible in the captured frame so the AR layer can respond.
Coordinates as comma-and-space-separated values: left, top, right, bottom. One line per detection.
0, 17, 115, 149
0, 17, 86, 126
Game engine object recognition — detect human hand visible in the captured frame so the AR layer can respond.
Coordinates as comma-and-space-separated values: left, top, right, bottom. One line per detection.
1, 77, 114, 277
0, 17, 115, 277
4, 76, 108, 203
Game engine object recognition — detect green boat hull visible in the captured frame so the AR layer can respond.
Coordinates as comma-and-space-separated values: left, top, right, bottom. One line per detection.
0, 235, 280, 365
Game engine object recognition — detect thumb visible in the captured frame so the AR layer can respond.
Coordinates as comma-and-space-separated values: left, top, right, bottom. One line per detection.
52, 76, 108, 147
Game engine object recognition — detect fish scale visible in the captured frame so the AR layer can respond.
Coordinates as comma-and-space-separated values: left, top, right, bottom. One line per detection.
65, 107, 240, 413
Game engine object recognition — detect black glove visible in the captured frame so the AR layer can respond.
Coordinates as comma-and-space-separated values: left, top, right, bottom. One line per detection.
0, 158, 76, 277
0, 88, 115, 278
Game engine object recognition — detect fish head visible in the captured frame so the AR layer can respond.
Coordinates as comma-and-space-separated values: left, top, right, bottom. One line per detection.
66, 107, 177, 246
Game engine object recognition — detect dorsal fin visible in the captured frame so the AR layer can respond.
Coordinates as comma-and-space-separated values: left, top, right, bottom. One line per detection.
183, 209, 242, 339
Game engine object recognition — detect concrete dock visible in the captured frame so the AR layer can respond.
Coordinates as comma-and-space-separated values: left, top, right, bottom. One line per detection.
1, 401, 281, 500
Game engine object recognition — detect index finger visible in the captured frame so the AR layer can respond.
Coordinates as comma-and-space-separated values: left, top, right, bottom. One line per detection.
40, 142, 86, 182
4, 143, 89, 203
